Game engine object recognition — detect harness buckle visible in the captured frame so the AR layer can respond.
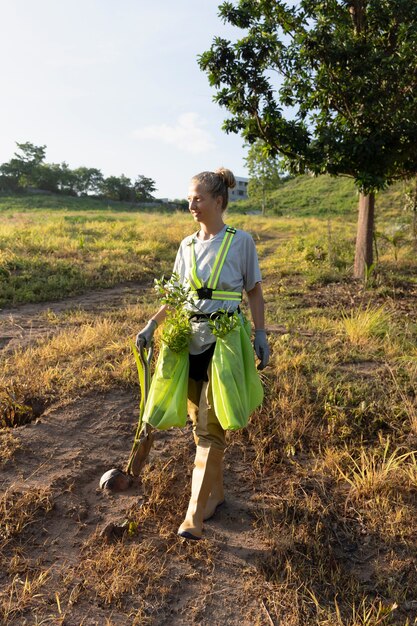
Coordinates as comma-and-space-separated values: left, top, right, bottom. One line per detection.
196, 286, 213, 299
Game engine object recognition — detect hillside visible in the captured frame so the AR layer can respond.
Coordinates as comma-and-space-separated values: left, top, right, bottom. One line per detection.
229, 174, 409, 217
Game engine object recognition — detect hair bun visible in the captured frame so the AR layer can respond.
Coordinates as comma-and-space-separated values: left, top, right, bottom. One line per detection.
215, 167, 236, 189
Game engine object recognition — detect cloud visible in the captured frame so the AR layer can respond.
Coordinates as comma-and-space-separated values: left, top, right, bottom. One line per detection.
133, 112, 215, 154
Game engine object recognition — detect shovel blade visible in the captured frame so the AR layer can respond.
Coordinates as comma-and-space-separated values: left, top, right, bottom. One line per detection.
127, 429, 155, 477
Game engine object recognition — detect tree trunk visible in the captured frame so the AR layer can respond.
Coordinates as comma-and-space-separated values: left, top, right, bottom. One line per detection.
354, 192, 375, 279
349, 0, 367, 35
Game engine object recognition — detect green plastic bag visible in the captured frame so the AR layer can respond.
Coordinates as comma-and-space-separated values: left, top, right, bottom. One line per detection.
210, 317, 264, 430
142, 343, 189, 430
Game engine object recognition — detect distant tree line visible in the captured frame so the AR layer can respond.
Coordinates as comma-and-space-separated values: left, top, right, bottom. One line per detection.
0, 142, 157, 202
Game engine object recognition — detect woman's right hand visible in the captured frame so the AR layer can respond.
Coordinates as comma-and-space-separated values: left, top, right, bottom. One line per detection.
254, 329, 270, 370
136, 320, 157, 348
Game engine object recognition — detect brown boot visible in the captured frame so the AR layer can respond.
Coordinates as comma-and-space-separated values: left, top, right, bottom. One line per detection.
178, 446, 223, 540
203, 451, 224, 521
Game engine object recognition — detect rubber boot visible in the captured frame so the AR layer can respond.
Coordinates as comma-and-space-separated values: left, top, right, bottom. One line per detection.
178, 446, 223, 540
203, 451, 224, 521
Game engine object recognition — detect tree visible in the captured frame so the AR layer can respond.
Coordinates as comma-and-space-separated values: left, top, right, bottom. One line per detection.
55, 163, 78, 195
199, 0, 417, 278
0, 142, 157, 203
0, 163, 20, 191
14, 142, 46, 166
245, 140, 286, 215
0, 141, 47, 189
72, 167, 104, 195
100, 175, 133, 201
32, 163, 61, 193
133, 175, 157, 202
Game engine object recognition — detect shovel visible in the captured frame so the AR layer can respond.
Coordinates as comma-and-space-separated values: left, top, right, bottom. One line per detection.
99, 340, 155, 492
126, 341, 155, 476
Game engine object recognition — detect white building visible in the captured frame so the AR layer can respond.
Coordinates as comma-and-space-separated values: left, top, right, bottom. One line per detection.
229, 176, 248, 202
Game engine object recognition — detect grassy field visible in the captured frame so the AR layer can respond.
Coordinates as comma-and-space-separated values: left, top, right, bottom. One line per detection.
1, 191, 417, 624
0, 180, 415, 307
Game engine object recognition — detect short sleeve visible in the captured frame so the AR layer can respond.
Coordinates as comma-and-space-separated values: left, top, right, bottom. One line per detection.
172, 236, 192, 283
172, 246, 183, 279
242, 233, 262, 292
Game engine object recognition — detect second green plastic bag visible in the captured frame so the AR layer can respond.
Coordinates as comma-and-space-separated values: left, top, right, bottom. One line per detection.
210, 318, 264, 430
142, 343, 189, 430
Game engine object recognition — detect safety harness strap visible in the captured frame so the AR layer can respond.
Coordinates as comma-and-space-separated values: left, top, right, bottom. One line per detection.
207, 227, 235, 290
188, 226, 242, 301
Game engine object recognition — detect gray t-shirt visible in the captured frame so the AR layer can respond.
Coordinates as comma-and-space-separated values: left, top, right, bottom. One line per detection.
173, 225, 262, 354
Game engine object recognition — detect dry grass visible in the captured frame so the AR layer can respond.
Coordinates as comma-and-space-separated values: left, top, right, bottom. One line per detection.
0, 487, 54, 623
53, 444, 219, 625
306, 592, 399, 626
0, 432, 20, 466
238, 275, 417, 624
0, 303, 155, 426
64, 537, 168, 617
0, 487, 53, 544
1, 568, 53, 625
339, 305, 392, 346
334, 439, 417, 500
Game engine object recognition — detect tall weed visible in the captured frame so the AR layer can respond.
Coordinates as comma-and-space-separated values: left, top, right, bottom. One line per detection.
340, 305, 391, 346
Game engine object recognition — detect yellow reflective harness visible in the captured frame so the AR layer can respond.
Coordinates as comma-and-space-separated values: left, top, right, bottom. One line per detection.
188, 226, 242, 302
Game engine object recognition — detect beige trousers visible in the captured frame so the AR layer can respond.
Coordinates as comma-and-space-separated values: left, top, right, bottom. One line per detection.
187, 377, 226, 451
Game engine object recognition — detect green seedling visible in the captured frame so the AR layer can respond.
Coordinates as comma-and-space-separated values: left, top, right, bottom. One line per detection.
154, 273, 191, 308
154, 274, 193, 352
161, 309, 192, 352
208, 309, 240, 338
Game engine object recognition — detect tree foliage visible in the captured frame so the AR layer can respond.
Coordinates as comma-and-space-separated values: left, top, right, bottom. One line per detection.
72, 167, 104, 196
199, 0, 417, 194
14, 141, 46, 166
134, 175, 157, 201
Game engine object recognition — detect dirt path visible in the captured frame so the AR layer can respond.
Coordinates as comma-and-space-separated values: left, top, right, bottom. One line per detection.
0, 282, 148, 352
1, 287, 271, 625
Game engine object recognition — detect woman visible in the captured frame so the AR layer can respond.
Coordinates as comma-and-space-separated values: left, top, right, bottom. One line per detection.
137, 168, 269, 540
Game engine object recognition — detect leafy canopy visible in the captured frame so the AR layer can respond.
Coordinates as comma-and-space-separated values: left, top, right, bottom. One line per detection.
199, 0, 417, 193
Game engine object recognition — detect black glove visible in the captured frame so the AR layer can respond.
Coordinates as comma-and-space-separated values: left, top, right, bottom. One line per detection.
136, 319, 157, 348
253, 329, 270, 370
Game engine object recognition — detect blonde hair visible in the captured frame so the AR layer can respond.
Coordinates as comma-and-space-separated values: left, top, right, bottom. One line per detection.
191, 167, 236, 211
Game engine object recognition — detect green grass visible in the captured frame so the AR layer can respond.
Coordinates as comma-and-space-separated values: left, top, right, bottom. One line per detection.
0, 209, 191, 307
229, 174, 410, 218
0, 192, 178, 213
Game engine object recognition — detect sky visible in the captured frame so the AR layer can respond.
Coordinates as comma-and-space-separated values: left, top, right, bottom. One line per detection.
0, 1, 250, 199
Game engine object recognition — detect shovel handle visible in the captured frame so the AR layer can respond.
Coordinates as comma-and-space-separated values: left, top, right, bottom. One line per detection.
139, 341, 153, 369
138, 342, 153, 400
126, 339, 155, 476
